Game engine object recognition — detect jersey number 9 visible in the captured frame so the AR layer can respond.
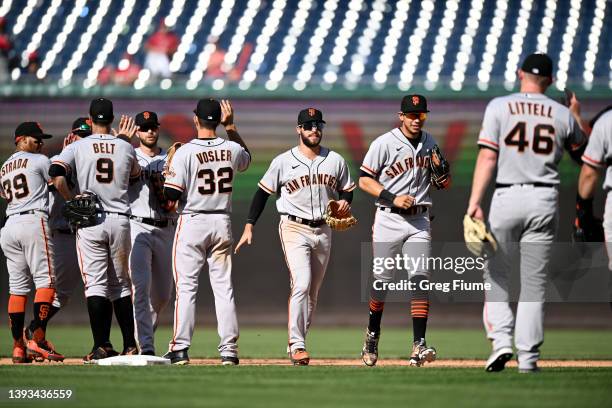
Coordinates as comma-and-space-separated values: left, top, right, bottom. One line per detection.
96, 158, 114, 183
197, 167, 233, 195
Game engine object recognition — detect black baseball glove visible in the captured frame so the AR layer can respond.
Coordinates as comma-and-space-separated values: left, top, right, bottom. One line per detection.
429, 145, 451, 189
573, 194, 604, 242
62, 192, 98, 230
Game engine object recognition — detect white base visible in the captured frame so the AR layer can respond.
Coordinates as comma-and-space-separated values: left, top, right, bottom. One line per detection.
95, 355, 171, 366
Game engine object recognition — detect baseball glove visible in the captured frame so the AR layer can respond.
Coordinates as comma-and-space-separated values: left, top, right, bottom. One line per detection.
162, 142, 183, 178
62, 192, 98, 230
324, 200, 357, 231
463, 215, 497, 257
429, 145, 450, 189
573, 195, 604, 242
149, 172, 175, 211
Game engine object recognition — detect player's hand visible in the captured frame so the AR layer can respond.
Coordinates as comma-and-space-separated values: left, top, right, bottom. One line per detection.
113, 115, 138, 141
568, 91, 581, 117
63, 132, 78, 148
392, 195, 415, 209
467, 203, 485, 221
332, 200, 350, 217
234, 223, 253, 254
220, 99, 234, 127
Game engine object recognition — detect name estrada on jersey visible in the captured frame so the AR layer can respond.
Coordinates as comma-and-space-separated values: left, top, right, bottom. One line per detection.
258, 147, 355, 221
52, 134, 141, 214
163, 138, 250, 213
477, 93, 586, 185
0, 152, 51, 216
360, 129, 438, 208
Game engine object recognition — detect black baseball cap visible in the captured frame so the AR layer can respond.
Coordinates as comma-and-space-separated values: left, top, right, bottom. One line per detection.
135, 111, 160, 127
89, 98, 114, 123
194, 98, 221, 122
71, 117, 92, 137
15, 122, 52, 139
401, 94, 429, 113
521, 53, 553, 77
297, 108, 325, 125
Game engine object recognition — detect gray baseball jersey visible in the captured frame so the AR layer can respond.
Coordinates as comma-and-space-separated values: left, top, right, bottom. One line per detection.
167, 137, 250, 357
53, 134, 141, 213
0, 152, 51, 216
258, 147, 356, 220
582, 110, 612, 190
478, 93, 586, 184
129, 147, 172, 219
164, 138, 250, 214
48, 155, 77, 231
360, 129, 438, 207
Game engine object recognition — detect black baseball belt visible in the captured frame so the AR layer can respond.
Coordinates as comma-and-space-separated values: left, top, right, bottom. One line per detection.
285, 215, 327, 227
378, 206, 428, 216
130, 216, 170, 228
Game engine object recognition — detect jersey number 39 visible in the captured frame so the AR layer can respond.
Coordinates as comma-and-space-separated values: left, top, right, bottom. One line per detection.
2, 174, 29, 203
504, 122, 555, 155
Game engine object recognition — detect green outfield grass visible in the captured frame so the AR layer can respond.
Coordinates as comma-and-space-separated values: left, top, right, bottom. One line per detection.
1, 327, 611, 408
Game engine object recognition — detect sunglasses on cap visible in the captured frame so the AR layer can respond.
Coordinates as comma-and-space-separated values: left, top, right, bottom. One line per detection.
402, 112, 427, 121
300, 121, 325, 131
139, 125, 159, 132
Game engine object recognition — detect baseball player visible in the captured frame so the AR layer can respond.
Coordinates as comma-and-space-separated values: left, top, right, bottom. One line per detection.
359, 95, 450, 367
466, 53, 589, 373
163, 99, 250, 365
45, 118, 92, 321
49, 98, 142, 362
235, 108, 356, 366
128, 110, 175, 356
1, 122, 64, 363
577, 107, 612, 266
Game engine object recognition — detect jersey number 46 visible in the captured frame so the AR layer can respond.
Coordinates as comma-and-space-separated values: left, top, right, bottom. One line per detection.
504, 122, 555, 155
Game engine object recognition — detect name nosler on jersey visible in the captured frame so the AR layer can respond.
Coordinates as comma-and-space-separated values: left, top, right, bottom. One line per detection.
163, 137, 251, 213
360, 129, 438, 207
477, 93, 586, 185
52, 134, 141, 214
258, 147, 355, 221
0, 151, 51, 216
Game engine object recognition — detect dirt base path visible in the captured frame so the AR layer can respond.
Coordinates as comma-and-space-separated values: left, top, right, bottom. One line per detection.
2, 358, 612, 367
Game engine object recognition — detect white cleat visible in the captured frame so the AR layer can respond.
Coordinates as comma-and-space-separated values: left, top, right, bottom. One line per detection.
485, 347, 513, 372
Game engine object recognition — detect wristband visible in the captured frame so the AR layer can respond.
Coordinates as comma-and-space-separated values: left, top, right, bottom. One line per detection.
379, 189, 396, 203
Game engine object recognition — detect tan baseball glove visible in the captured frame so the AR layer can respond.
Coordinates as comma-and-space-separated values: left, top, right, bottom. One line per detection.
324, 200, 357, 231
463, 214, 497, 257
162, 142, 183, 178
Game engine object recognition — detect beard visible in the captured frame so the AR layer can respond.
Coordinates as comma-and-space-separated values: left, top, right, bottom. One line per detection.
300, 132, 322, 148
140, 136, 158, 148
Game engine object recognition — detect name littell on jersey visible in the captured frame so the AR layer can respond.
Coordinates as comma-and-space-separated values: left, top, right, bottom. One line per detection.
507, 101, 553, 117
285, 173, 338, 194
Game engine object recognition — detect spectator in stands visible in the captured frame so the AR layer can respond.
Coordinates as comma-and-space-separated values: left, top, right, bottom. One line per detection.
0, 17, 13, 83
114, 53, 141, 86
20, 51, 42, 83
144, 19, 179, 79
206, 39, 226, 80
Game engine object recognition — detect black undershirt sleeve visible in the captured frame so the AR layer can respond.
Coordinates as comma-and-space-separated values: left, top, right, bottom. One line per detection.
247, 187, 271, 225
48, 164, 67, 178
164, 186, 182, 201
360, 170, 374, 179
339, 190, 353, 203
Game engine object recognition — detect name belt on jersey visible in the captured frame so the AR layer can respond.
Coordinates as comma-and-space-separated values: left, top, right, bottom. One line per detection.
385, 156, 430, 179
285, 173, 337, 194
1, 158, 28, 176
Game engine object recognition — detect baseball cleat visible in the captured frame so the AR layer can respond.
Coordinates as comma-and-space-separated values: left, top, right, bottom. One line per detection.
361, 329, 379, 367
518, 366, 541, 374
121, 346, 139, 356
24, 328, 64, 362
163, 349, 190, 365
12, 339, 32, 364
83, 344, 119, 364
289, 348, 310, 366
409, 340, 437, 367
140, 350, 156, 356
221, 356, 240, 366
485, 347, 513, 372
